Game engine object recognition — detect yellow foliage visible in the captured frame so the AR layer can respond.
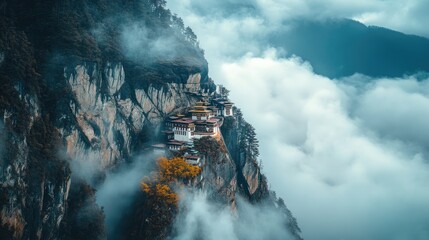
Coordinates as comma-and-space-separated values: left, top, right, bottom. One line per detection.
140, 157, 201, 206
141, 182, 178, 206
154, 184, 178, 205
141, 182, 151, 193
157, 157, 201, 183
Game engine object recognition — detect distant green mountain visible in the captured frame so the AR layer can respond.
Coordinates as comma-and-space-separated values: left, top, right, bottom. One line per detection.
270, 19, 429, 78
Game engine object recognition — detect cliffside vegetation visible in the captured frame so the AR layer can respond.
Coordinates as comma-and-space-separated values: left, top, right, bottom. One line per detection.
0, 0, 203, 61
141, 157, 201, 206
194, 136, 224, 160
115, 157, 200, 239
60, 179, 106, 240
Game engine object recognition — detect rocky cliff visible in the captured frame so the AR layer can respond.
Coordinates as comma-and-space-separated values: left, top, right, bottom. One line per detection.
0, 0, 302, 239
222, 109, 302, 239
61, 61, 209, 171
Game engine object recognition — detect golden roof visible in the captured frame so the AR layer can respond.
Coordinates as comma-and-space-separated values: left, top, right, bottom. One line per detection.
189, 109, 211, 113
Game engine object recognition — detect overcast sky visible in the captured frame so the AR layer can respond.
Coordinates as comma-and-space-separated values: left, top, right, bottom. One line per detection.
167, 1, 429, 240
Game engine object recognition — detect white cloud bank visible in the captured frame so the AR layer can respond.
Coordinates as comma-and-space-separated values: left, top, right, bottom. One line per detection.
220, 50, 429, 240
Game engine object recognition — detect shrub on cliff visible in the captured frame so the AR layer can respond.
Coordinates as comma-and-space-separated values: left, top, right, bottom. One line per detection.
141, 157, 201, 206
194, 136, 224, 160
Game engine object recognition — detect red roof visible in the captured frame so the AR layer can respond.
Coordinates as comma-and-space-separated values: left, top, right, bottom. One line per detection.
171, 118, 194, 124
206, 118, 219, 123
166, 140, 186, 146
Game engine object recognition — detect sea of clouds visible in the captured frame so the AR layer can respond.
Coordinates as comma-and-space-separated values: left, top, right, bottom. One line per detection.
221, 51, 429, 240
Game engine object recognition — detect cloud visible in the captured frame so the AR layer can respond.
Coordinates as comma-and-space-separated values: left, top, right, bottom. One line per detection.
352, 0, 429, 38
172, 191, 294, 240
218, 50, 429, 240
346, 75, 429, 154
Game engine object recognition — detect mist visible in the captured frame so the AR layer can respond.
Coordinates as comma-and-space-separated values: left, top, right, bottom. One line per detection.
68, 148, 159, 236
172, 191, 294, 240
69, 150, 106, 185
96, 153, 158, 235
121, 23, 182, 62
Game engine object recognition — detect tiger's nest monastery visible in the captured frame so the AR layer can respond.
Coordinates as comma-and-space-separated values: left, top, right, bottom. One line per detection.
151, 96, 234, 166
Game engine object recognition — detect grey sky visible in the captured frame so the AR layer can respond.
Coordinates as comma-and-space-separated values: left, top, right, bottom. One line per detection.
167, 1, 429, 240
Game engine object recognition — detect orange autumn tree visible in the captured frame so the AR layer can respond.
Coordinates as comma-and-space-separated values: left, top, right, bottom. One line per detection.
157, 157, 201, 182
141, 157, 201, 206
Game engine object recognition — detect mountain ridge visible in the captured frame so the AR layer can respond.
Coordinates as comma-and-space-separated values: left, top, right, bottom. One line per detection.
269, 18, 429, 78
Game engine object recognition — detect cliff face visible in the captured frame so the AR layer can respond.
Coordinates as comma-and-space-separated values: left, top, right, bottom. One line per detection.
0, 19, 71, 239
221, 110, 268, 200
194, 137, 237, 204
60, 62, 207, 169
1, 125, 71, 240
0, 1, 302, 239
